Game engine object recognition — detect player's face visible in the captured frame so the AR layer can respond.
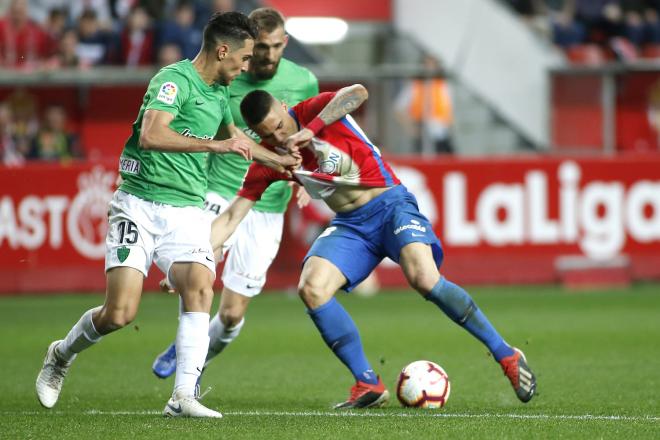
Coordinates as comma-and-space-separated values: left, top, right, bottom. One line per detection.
252, 101, 297, 146
215, 38, 254, 86
249, 27, 288, 80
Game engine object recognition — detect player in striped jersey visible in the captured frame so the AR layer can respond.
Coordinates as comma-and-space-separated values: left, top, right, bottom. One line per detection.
215, 85, 537, 408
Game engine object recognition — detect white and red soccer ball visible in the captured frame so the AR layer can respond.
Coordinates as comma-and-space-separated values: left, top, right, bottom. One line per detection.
396, 360, 451, 409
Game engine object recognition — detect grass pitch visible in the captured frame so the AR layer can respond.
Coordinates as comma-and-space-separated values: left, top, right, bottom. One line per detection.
1, 284, 659, 439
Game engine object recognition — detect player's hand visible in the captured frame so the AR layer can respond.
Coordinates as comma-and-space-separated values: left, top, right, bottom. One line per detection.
159, 278, 175, 294
295, 184, 311, 208
280, 151, 302, 170
284, 128, 314, 153
211, 137, 253, 160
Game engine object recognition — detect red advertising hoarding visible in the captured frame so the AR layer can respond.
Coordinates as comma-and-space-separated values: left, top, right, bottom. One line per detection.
2, 155, 660, 294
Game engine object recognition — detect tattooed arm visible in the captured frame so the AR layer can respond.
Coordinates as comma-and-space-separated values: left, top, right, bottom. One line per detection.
284, 84, 368, 152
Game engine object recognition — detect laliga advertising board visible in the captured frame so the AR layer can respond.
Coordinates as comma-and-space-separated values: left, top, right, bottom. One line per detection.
1, 155, 660, 293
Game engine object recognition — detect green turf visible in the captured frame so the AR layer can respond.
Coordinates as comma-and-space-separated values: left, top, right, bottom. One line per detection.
1, 284, 659, 439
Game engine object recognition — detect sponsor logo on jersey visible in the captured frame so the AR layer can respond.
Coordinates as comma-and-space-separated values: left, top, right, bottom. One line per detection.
394, 222, 427, 235
319, 151, 341, 174
156, 81, 178, 105
180, 128, 213, 140
119, 157, 140, 175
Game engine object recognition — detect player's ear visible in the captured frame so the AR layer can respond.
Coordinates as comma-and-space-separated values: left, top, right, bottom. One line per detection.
282, 34, 289, 48
281, 102, 288, 111
217, 44, 229, 61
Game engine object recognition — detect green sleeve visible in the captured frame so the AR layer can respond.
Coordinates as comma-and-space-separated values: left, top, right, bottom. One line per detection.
144, 70, 191, 118
307, 72, 320, 97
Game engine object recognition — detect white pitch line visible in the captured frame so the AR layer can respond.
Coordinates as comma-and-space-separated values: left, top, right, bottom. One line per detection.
2, 410, 659, 422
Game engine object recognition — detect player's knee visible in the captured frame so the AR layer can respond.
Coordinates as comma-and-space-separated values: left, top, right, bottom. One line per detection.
180, 286, 214, 312
407, 271, 440, 295
96, 306, 136, 332
298, 278, 330, 309
219, 308, 244, 328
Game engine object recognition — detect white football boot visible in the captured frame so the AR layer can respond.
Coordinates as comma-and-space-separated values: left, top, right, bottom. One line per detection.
163, 391, 223, 418
36, 340, 72, 408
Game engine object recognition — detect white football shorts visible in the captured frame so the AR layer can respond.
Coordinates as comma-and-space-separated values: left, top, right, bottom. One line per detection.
204, 191, 284, 297
105, 190, 216, 287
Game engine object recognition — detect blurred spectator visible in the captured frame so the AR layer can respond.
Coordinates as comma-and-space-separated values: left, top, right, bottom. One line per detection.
27, 0, 68, 25
0, 103, 27, 165
120, 6, 154, 66
194, 0, 254, 28
30, 104, 81, 161
76, 9, 118, 66
46, 28, 81, 68
0, 0, 50, 68
395, 54, 454, 154
619, 1, 648, 45
545, 0, 587, 47
645, 1, 660, 43
574, 0, 621, 44
43, 7, 66, 56
141, 0, 177, 21
112, 0, 140, 24
69, 0, 113, 30
157, 41, 181, 66
6, 88, 38, 143
158, 0, 201, 60
508, 1, 587, 48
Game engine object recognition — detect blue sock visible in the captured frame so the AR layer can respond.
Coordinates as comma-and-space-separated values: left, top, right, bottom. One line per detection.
307, 298, 378, 384
426, 278, 515, 362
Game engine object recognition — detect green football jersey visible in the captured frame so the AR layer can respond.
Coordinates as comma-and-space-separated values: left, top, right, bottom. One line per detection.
119, 59, 233, 208
206, 58, 318, 213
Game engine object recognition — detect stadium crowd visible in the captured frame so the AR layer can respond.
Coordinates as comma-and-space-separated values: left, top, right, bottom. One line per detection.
0, 0, 252, 165
0, 0, 250, 69
506, 0, 660, 61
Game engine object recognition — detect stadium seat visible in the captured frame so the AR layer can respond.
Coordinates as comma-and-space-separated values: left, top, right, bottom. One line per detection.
641, 44, 660, 59
565, 44, 607, 65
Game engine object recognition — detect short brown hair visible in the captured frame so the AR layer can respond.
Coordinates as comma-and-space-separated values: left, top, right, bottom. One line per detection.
203, 11, 257, 52
249, 7, 285, 34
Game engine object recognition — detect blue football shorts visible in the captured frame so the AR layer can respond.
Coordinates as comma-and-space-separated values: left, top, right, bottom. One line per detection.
304, 185, 444, 292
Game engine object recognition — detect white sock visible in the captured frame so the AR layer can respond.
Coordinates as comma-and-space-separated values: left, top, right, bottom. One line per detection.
206, 315, 244, 364
173, 312, 210, 397
56, 306, 103, 362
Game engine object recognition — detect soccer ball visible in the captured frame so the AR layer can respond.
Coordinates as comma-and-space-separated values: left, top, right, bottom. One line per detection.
396, 360, 451, 408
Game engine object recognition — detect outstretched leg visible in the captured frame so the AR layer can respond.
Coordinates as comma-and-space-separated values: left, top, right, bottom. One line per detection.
36, 266, 144, 408
399, 242, 536, 402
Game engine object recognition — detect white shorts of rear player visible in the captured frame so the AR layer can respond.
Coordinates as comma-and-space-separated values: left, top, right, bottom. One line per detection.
105, 190, 216, 287
204, 191, 283, 297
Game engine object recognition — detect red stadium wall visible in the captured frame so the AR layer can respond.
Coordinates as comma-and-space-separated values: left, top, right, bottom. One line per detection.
552, 71, 660, 152
2, 155, 660, 294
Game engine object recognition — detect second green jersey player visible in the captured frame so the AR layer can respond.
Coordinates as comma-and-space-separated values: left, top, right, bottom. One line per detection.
152, 8, 319, 381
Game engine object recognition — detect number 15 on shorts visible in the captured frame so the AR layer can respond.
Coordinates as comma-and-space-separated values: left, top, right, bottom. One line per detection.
118, 220, 138, 244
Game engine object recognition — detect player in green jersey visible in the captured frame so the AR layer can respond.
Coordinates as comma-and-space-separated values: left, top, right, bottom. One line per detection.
35, 12, 292, 419
151, 8, 319, 384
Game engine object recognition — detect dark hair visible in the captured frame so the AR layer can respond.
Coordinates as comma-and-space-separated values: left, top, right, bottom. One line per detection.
249, 7, 285, 34
203, 12, 257, 52
175, 0, 193, 11
240, 90, 275, 126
